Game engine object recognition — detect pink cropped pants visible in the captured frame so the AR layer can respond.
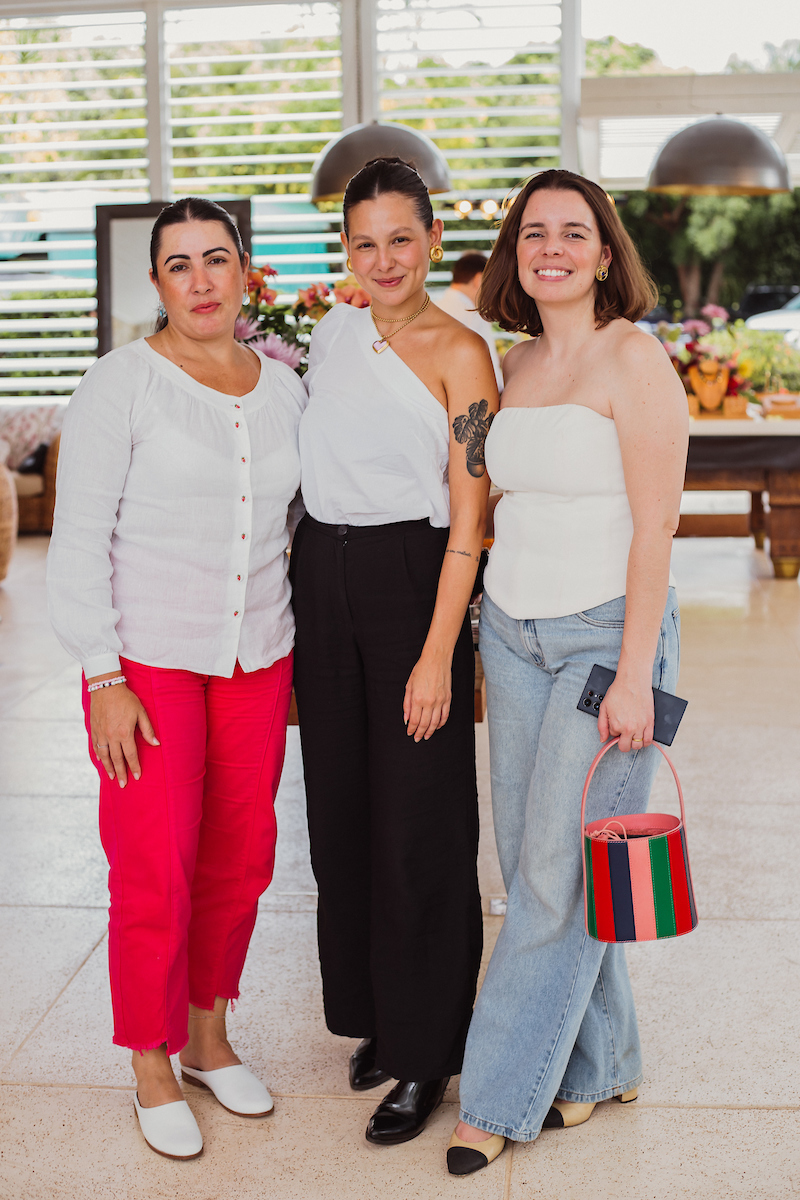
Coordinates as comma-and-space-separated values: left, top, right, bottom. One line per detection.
83, 653, 293, 1054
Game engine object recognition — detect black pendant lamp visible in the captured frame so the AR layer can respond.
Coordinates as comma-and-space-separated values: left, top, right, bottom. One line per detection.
647, 117, 790, 195
310, 121, 450, 204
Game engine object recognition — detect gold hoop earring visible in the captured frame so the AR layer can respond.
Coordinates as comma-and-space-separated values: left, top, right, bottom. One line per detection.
430, 245, 444, 264
346, 257, 353, 272
596, 264, 609, 282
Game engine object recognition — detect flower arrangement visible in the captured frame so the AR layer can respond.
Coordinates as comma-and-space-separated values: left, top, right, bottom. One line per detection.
694, 323, 800, 395
659, 331, 753, 404
236, 265, 372, 375
656, 304, 756, 413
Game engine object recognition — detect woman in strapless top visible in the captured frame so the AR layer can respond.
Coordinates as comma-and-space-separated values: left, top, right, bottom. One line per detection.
446, 170, 689, 1176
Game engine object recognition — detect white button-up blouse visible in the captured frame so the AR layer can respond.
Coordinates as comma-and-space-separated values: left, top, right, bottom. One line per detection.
47, 338, 307, 679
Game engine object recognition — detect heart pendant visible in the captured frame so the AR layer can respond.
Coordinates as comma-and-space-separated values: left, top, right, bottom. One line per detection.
372, 338, 389, 354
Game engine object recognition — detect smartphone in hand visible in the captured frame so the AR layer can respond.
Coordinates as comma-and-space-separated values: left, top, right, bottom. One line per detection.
577, 664, 687, 747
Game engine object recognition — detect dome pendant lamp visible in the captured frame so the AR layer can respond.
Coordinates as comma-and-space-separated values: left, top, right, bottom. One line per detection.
647, 117, 790, 196
310, 121, 451, 204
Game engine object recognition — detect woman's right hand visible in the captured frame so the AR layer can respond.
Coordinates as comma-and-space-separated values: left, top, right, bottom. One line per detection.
88, 679, 159, 787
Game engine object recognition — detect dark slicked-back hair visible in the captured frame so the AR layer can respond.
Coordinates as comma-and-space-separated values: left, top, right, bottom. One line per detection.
478, 169, 657, 336
342, 157, 434, 238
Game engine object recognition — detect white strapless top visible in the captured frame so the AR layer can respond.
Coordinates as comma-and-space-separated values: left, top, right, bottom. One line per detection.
484, 405, 671, 619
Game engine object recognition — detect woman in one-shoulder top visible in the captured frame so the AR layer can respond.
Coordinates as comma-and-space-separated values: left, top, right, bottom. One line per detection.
446, 170, 688, 1176
291, 157, 499, 1147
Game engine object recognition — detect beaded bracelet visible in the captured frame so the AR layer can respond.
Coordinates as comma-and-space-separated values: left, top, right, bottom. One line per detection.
87, 675, 127, 693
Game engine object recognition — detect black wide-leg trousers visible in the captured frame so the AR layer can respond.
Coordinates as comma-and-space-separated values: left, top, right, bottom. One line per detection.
290, 514, 483, 1082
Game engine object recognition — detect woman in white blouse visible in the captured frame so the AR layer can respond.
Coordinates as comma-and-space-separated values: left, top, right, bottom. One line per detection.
291, 157, 499, 1148
47, 197, 306, 1161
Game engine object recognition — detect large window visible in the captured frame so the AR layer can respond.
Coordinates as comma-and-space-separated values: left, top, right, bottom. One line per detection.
376, 0, 562, 282
0, 0, 569, 400
165, 3, 345, 287
0, 10, 148, 399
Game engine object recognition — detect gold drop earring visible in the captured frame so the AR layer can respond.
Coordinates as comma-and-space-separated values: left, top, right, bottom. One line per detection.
595, 264, 609, 282
346, 257, 353, 272
429, 245, 444, 263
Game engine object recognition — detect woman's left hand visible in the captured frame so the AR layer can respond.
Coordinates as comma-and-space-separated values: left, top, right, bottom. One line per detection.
404, 651, 452, 742
597, 674, 654, 753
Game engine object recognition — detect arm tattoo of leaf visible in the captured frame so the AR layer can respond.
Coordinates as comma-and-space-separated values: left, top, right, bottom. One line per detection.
452, 398, 495, 478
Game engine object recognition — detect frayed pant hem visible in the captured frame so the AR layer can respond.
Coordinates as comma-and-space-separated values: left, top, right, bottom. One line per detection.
188, 989, 240, 1012
114, 1035, 189, 1056
556, 1073, 643, 1104
458, 1109, 538, 1144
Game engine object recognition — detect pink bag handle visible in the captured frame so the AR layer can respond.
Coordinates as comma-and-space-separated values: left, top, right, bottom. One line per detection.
580, 736, 686, 835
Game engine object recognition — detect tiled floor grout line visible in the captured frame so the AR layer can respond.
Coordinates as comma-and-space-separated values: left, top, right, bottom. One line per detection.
0, 903, 108, 910
4, 903, 799, 925
0, 1083, 798, 1113
2, 927, 108, 1074
503, 1141, 514, 1200
0, 891, 321, 912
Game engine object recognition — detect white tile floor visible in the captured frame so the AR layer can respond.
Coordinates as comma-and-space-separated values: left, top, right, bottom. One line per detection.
1, 535, 799, 1199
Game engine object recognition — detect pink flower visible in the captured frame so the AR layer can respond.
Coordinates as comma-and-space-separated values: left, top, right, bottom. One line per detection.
234, 315, 260, 340
249, 333, 304, 369
700, 304, 728, 322
682, 319, 710, 337
260, 287, 278, 307
332, 283, 371, 309
261, 263, 279, 278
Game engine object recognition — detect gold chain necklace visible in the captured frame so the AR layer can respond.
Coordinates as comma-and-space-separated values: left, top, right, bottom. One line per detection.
371, 293, 430, 354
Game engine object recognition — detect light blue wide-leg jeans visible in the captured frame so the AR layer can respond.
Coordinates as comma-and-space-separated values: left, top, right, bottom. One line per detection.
458, 588, 680, 1142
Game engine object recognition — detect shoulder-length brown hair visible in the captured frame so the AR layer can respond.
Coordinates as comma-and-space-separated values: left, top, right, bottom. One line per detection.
477, 169, 657, 335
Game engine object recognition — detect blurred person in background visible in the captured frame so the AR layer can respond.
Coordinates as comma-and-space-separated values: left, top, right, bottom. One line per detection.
434, 252, 503, 390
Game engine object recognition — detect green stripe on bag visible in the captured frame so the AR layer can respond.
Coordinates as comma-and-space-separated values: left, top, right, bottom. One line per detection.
584, 838, 597, 938
649, 837, 676, 939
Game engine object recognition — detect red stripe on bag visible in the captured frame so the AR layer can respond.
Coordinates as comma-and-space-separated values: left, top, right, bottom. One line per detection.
667, 828, 694, 935
590, 837, 616, 941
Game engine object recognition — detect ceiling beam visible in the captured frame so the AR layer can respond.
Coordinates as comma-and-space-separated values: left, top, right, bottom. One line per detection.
581, 73, 800, 119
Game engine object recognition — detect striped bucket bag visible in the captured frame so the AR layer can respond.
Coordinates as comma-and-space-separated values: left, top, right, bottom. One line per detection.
581, 737, 698, 943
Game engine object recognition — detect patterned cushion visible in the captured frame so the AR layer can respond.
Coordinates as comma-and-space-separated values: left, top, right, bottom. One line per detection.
0, 404, 66, 470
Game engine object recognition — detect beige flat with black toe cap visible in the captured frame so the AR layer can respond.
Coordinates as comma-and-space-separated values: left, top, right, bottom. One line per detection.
447, 1130, 506, 1176
543, 1086, 638, 1130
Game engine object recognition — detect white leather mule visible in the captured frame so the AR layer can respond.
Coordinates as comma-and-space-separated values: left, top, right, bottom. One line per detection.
133, 1093, 203, 1160
181, 1063, 274, 1117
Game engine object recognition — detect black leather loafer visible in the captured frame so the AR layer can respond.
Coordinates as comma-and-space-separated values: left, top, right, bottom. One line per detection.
349, 1038, 392, 1092
365, 1077, 449, 1145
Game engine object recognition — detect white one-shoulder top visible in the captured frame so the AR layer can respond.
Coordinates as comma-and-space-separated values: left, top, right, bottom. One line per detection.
299, 303, 450, 528
484, 404, 654, 620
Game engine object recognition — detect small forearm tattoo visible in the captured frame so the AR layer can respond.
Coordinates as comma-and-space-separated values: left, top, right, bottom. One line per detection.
446, 548, 479, 562
452, 398, 494, 478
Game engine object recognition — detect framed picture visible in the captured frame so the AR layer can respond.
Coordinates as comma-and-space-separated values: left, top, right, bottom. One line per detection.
95, 199, 252, 356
